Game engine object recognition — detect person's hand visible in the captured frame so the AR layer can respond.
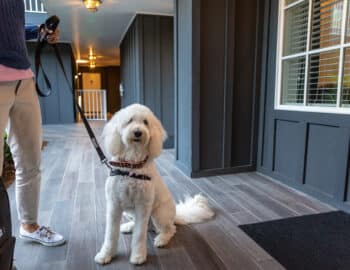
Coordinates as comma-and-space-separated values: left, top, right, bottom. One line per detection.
40, 26, 60, 44
46, 27, 60, 44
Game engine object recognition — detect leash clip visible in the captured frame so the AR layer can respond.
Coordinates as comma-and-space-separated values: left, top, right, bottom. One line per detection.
102, 158, 112, 170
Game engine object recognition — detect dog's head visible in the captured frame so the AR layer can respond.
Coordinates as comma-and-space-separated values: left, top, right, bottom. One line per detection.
103, 104, 167, 160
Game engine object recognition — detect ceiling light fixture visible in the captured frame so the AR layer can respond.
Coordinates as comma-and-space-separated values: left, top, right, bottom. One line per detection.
89, 61, 96, 69
88, 47, 97, 69
83, 0, 103, 12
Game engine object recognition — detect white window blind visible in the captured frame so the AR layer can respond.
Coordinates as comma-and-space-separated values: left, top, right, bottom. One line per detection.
276, 0, 350, 113
307, 50, 339, 105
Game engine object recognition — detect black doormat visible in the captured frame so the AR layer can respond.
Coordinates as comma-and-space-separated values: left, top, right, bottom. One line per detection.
239, 211, 350, 270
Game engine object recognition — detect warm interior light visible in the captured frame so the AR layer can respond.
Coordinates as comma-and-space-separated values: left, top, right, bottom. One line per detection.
88, 55, 96, 61
76, 59, 89, 64
83, 0, 103, 12
87, 47, 98, 68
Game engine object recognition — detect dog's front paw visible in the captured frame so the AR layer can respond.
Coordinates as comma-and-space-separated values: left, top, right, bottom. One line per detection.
95, 251, 112, 265
120, 221, 135, 234
130, 253, 147, 265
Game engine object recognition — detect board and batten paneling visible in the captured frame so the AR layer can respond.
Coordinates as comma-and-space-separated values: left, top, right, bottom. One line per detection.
258, 0, 350, 211
27, 42, 75, 124
120, 20, 141, 106
175, 0, 263, 177
120, 15, 174, 148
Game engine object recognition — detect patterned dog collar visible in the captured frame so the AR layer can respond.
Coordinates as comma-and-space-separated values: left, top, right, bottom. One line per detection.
109, 156, 148, 169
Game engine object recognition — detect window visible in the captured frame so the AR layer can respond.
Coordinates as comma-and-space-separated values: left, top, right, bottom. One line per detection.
276, 0, 350, 113
24, 0, 46, 13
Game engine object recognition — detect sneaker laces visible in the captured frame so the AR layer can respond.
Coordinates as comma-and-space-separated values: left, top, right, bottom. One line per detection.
37, 226, 53, 239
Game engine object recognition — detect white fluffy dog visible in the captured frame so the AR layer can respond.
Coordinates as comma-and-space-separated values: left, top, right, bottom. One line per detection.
95, 104, 214, 265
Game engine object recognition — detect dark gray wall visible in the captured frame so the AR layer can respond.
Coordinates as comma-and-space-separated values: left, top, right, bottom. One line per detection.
27, 42, 75, 124
258, 0, 350, 212
120, 15, 175, 149
175, 0, 264, 177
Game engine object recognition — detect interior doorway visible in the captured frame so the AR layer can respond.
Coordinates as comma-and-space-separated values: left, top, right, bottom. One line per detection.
82, 73, 101, 90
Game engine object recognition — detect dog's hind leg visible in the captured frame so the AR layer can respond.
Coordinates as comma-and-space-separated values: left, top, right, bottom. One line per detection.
151, 199, 176, 248
95, 202, 122, 265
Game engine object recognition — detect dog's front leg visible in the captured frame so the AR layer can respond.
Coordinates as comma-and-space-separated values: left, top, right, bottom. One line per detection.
130, 203, 152, 265
95, 201, 122, 265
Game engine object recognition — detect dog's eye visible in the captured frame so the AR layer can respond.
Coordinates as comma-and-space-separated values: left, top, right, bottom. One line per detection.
127, 118, 133, 124
143, 119, 149, 126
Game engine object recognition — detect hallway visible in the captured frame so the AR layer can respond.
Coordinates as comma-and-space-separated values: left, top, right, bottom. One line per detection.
7, 123, 334, 270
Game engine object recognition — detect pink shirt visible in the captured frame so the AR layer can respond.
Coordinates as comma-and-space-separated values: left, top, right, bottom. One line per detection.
0, 64, 34, 82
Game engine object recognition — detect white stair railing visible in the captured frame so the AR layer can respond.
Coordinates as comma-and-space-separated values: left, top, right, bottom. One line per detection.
76, 89, 108, 121
24, 0, 46, 13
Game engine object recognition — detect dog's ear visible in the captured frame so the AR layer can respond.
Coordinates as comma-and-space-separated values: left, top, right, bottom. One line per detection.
102, 112, 124, 157
148, 115, 167, 159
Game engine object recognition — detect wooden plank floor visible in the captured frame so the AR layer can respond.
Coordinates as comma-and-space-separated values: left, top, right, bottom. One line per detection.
8, 123, 335, 270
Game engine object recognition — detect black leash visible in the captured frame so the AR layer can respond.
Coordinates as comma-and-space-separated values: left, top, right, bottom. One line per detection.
35, 38, 111, 169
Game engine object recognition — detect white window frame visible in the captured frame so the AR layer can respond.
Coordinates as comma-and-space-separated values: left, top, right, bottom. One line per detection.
275, 0, 350, 114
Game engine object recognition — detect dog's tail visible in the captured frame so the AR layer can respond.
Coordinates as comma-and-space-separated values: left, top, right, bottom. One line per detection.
174, 194, 214, 225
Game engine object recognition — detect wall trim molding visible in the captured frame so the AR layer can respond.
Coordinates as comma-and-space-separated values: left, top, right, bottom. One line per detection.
191, 165, 256, 178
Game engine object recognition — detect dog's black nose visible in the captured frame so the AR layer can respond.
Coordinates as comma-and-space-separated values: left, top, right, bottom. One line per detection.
134, 131, 142, 138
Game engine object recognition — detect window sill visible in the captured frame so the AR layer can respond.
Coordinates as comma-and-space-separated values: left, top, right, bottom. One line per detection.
275, 105, 350, 115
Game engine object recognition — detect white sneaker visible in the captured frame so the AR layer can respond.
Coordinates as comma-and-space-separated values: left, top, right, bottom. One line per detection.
19, 226, 65, 247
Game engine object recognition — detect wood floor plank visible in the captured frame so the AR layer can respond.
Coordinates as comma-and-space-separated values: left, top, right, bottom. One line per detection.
235, 173, 322, 215
251, 173, 334, 213
259, 259, 286, 270
57, 140, 81, 201
35, 260, 67, 270
153, 237, 198, 270
234, 184, 298, 218
228, 188, 281, 220
121, 232, 162, 270
193, 220, 261, 270
216, 213, 272, 262
170, 225, 227, 270
66, 183, 97, 270
35, 200, 74, 266
230, 210, 260, 225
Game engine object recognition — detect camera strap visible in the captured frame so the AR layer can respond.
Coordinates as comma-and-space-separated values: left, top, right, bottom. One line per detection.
35, 41, 112, 170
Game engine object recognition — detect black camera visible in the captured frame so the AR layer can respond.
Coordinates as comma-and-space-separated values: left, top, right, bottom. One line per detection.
45, 15, 60, 32
39, 15, 60, 42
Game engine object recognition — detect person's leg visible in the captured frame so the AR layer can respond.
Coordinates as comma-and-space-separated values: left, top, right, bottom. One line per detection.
0, 81, 16, 176
7, 79, 42, 228
8, 78, 64, 246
